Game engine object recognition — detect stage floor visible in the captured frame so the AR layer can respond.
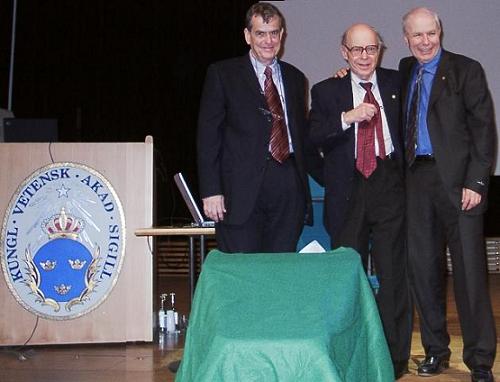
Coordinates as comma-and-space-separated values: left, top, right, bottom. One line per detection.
0, 275, 498, 382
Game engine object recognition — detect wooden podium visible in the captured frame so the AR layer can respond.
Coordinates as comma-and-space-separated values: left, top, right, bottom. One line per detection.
0, 136, 154, 345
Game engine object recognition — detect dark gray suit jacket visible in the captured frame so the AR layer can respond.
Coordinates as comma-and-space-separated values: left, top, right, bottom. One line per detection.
197, 54, 320, 226
399, 50, 495, 214
309, 68, 403, 240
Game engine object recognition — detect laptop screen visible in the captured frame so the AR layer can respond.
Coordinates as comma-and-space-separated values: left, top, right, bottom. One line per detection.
173, 173, 215, 227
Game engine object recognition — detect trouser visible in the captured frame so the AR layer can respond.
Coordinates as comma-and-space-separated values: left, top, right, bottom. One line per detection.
406, 160, 496, 369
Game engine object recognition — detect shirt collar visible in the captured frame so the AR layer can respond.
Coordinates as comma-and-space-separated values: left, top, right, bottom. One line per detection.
420, 48, 442, 75
249, 50, 278, 77
351, 70, 378, 92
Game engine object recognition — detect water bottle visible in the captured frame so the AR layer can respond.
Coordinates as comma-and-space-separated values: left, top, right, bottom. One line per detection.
166, 292, 177, 333
158, 293, 167, 331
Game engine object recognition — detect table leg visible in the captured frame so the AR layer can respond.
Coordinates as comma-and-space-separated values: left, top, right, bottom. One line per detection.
189, 236, 195, 302
200, 234, 206, 265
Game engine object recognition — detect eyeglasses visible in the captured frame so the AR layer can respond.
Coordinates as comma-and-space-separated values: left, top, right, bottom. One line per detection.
343, 44, 379, 57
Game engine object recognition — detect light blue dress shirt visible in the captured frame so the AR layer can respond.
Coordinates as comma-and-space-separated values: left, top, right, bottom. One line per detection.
407, 48, 442, 155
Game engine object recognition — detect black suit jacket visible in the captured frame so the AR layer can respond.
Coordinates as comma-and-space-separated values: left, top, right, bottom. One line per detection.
309, 68, 403, 240
399, 50, 495, 214
197, 54, 318, 225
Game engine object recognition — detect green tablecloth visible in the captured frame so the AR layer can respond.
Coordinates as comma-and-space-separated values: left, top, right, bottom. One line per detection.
176, 248, 393, 382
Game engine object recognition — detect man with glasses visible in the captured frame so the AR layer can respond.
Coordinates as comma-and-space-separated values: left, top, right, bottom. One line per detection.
400, 8, 496, 381
309, 23, 410, 380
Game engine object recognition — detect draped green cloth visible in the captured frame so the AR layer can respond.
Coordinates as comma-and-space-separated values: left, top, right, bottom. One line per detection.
176, 248, 393, 382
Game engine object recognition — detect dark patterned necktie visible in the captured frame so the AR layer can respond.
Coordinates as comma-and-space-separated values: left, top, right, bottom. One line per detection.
405, 66, 423, 166
356, 82, 385, 178
264, 66, 289, 163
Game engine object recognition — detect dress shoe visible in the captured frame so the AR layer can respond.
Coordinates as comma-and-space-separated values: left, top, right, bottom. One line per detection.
471, 367, 494, 382
393, 360, 409, 380
167, 360, 181, 373
417, 355, 449, 376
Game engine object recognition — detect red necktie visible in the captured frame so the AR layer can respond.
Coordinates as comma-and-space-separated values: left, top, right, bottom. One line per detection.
264, 66, 289, 163
356, 82, 385, 178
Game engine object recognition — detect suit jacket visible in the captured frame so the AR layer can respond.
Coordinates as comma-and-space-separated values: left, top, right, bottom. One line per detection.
309, 68, 403, 240
197, 54, 318, 225
399, 50, 495, 214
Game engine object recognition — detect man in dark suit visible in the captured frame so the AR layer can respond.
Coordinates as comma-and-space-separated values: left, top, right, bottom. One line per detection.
309, 23, 411, 379
400, 7, 496, 382
197, 2, 320, 253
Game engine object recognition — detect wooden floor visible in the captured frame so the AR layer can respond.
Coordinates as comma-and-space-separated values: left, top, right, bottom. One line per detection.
0, 275, 498, 382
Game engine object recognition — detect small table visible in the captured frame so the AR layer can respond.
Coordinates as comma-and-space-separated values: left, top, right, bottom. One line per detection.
134, 226, 215, 302
176, 248, 394, 381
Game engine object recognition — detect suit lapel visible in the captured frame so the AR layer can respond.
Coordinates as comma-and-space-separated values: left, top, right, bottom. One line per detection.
428, 50, 451, 109
341, 74, 354, 110
341, 74, 355, 150
377, 69, 405, 158
400, 58, 418, 125
280, 61, 299, 146
239, 55, 267, 105
377, 69, 398, 136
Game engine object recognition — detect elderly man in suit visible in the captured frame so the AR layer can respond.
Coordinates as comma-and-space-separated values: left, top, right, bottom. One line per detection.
309, 23, 411, 380
400, 7, 496, 382
197, 2, 320, 253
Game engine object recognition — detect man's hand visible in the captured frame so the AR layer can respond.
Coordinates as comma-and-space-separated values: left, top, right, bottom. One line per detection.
334, 67, 350, 78
203, 194, 226, 222
462, 188, 481, 211
343, 103, 378, 125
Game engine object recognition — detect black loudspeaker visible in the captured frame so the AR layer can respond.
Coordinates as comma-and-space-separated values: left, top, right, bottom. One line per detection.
3, 118, 58, 142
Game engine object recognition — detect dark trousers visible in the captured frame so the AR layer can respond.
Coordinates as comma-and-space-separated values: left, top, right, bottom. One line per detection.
216, 156, 305, 253
334, 157, 412, 364
406, 160, 496, 369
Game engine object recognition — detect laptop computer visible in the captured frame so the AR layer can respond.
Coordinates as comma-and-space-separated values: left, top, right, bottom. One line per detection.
173, 173, 215, 228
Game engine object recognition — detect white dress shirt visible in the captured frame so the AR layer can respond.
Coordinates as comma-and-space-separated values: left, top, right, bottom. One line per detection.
342, 71, 393, 158
249, 51, 294, 153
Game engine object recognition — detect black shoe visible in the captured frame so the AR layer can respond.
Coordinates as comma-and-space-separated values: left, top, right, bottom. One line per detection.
417, 355, 449, 376
393, 360, 409, 380
167, 360, 181, 373
471, 367, 494, 382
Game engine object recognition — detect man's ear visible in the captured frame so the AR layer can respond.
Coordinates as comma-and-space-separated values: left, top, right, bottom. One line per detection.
341, 45, 349, 61
244, 28, 251, 45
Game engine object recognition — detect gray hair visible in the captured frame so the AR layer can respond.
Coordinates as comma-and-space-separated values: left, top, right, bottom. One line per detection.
245, 2, 284, 31
402, 7, 441, 34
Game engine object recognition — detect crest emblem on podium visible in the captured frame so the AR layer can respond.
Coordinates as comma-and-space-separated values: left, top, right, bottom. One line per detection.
1, 162, 126, 320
